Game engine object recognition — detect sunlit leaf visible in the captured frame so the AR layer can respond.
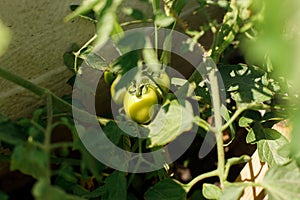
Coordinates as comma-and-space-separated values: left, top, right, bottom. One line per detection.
147, 100, 194, 147
202, 183, 222, 199
262, 164, 300, 200
220, 183, 246, 200
246, 123, 290, 167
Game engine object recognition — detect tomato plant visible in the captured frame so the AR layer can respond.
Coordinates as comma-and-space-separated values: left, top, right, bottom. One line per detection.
0, 0, 300, 200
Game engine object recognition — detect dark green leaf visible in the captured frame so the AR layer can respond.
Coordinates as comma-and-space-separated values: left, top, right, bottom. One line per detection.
219, 64, 274, 105
0, 192, 8, 200
10, 144, 48, 179
189, 190, 206, 200
262, 164, 300, 200
144, 179, 186, 200
32, 180, 84, 200
202, 183, 222, 199
0, 116, 26, 145
102, 171, 127, 200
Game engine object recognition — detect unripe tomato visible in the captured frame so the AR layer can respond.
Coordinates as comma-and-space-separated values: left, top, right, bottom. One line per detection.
123, 84, 159, 124
110, 75, 126, 105
153, 72, 170, 93
104, 70, 116, 85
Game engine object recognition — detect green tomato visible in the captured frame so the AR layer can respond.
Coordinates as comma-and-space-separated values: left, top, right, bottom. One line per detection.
110, 75, 126, 105
104, 70, 116, 85
153, 72, 170, 93
123, 84, 159, 124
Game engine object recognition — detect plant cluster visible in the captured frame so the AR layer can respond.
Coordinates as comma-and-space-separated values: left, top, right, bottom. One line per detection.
0, 0, 299, 200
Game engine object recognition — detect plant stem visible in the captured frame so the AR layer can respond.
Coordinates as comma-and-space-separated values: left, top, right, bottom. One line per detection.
0, 67, 97, 123
206, 57, 225, 187
221, 106, 247, 132
183, 169, 219, 192
73, 34, 97, 72
44, 93, 53, 183
0, 67, 45, 96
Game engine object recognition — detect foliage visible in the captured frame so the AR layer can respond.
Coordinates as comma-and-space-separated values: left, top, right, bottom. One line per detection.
0, 0, 299, 199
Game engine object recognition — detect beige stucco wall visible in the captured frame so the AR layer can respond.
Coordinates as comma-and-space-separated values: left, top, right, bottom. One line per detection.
0, 0, 95, 118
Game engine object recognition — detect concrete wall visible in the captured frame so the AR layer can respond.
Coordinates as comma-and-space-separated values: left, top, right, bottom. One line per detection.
0, 0, 95, 118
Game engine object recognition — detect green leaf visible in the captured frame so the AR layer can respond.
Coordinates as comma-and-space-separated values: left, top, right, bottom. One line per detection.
102, 171, 127, 200
0, 116, 26, 145
189, 190, 206, 200
172, 0, 188, 14
65, 0, 102, 21
85, 52, 107, 71
238, 116, 254, 127
246, 123, 290, 167
262, 164, 300, 200
143, 37, 160, 73
95, 0, 123, 48
10, 144, 48, 179
144, 179, 186, 200
0, 19, 10, 57
219, 183, 246, 200
0, 192, 8, 200
147, 100, 194, 147
202, 183, 222, 199
154, 11, 175, 27
219, 64, 274, 105
257, 133, 290, 167
32, 180, 84, 200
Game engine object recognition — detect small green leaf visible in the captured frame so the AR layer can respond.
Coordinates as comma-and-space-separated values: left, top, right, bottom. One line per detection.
147, 100, 194, 147
202, 183, 222, 199
219, 183, 246, 200
238, 116, 254, 127
65, 0, 102, 21
33, 180, 84, 200
262, 164, 300, 200
154, 11, 175, 27
102, 171, 127, 200
144, 179, 186, 200
10, 144, 48, 180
